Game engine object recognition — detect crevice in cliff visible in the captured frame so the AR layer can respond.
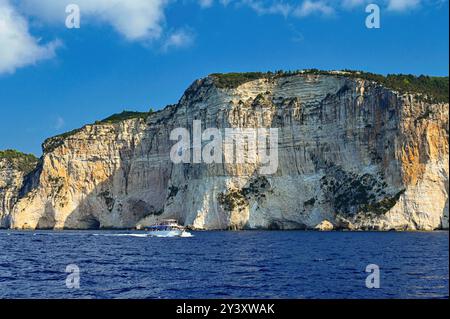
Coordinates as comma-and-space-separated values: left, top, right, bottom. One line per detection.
5, 72, 448, 230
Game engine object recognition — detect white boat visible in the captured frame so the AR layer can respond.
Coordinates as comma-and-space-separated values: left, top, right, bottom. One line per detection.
144, 219, 190, 237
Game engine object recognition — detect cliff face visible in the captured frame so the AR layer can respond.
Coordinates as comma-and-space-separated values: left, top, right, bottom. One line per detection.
3, 73, 449, 230
0, 160, 22, 228
0, 152, 38, 228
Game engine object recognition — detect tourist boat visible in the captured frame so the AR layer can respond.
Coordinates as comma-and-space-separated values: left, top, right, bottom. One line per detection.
144, 219, 190, 237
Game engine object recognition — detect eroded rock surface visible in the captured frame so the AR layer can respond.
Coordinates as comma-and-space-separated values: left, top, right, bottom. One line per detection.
2, 73, 448, 230
314, 220, 334, 231
0, 152, 38, 228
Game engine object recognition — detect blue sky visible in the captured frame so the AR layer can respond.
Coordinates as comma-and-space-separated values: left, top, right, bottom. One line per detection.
0, 0, 448, 155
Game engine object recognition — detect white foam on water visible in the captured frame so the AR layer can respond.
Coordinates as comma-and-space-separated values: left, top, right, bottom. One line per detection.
92, 233, 149, 238
92, 232, 194, 238
180, 232, 194, 238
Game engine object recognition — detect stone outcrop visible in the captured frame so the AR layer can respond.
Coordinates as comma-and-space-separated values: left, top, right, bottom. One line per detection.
0, 152, 38, 228
314, 220, 334, 231
1, 72, 448, 230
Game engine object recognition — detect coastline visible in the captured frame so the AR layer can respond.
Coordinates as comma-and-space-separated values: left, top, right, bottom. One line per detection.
1, 228, 448, 232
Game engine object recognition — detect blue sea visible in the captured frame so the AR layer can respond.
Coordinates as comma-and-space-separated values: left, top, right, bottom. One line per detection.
0, 230, 448, 299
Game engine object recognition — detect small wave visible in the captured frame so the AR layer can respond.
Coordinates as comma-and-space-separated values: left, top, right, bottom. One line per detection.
180, 232, 194, 238
92, 232, 194, 238
149, 231, 194, 238
151, 233, 177, 238
92, 233, 149, 238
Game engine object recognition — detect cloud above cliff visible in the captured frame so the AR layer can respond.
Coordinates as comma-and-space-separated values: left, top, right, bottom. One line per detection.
340, 0, 423, 11
0, 0, 60, 74
236, 0, 293, 17
54, 116, 65, 130
199, 0, 214, 8
0, 0, 445, 74
161, 28, 195, 52
18, 0, 168, 41
204, 0, 429, 17
0, 0, 172, 74
294, 1, 335, 17
387, 0, 421, 11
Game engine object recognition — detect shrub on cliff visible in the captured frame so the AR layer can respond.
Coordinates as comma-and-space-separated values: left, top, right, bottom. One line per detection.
210, 70, 449, 103
43, 110, 152, 153
210, 72, 267, 88
96, 110, 150, 124
0, 150, 38, 174
343, 71, 449, 103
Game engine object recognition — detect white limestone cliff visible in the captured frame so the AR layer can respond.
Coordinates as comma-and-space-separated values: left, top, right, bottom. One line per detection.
1, 73, 448, 230
0, 152, 38, 228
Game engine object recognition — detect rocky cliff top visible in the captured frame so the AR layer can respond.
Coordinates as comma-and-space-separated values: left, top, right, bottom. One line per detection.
42, 111, 152, 153
0, 150, 38, 175
38, 70, 449, 156
1, 70, 448, 230
209, 70, 449, 103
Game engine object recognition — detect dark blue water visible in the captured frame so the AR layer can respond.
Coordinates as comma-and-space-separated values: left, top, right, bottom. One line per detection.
0, 230, 448, 299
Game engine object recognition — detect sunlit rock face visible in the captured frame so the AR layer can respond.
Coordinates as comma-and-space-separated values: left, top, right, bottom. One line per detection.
0, 154, 38, 228
0, 160, 23, 228
4, 74, 449, 230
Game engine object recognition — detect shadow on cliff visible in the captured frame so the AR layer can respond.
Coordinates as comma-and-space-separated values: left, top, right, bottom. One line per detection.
58, 117, 173, 230
61, 166, 165, 230
21, 76, 445, 231
37, 202, 57, 229
23, 83, 229, 230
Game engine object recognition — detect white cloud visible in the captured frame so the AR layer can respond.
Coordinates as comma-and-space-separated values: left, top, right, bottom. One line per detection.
341, 0, 367, 8
19, 0, 169, 41
294, 1, 335, 17
199, 0, 214, 8
0, 0, 60, 74
240, 0, 293, 17
54, 116, 65, 130
340, 0, 425, 11
387, 0, 421, 11
235, 1, 336, 18
219, 0, 233, 6
0, 0, 190, 74
162, 28, 195, 52
229, 0, 432, 16
0, 0, 440, 75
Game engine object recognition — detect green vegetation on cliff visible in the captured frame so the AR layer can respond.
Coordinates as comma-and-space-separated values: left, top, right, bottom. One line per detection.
43, 110, 153, 153
95, 110, 151, 124
210, 72, 267, 89
343, 71, 449, 103
41, 70, 448, 155
210, 70, 449, 103
0, 150, 38, 174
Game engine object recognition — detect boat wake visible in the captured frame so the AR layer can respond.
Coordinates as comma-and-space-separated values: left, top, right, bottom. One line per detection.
150, 231, 194, 238
180, 232, 194, 238
93, 233, 149, 238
